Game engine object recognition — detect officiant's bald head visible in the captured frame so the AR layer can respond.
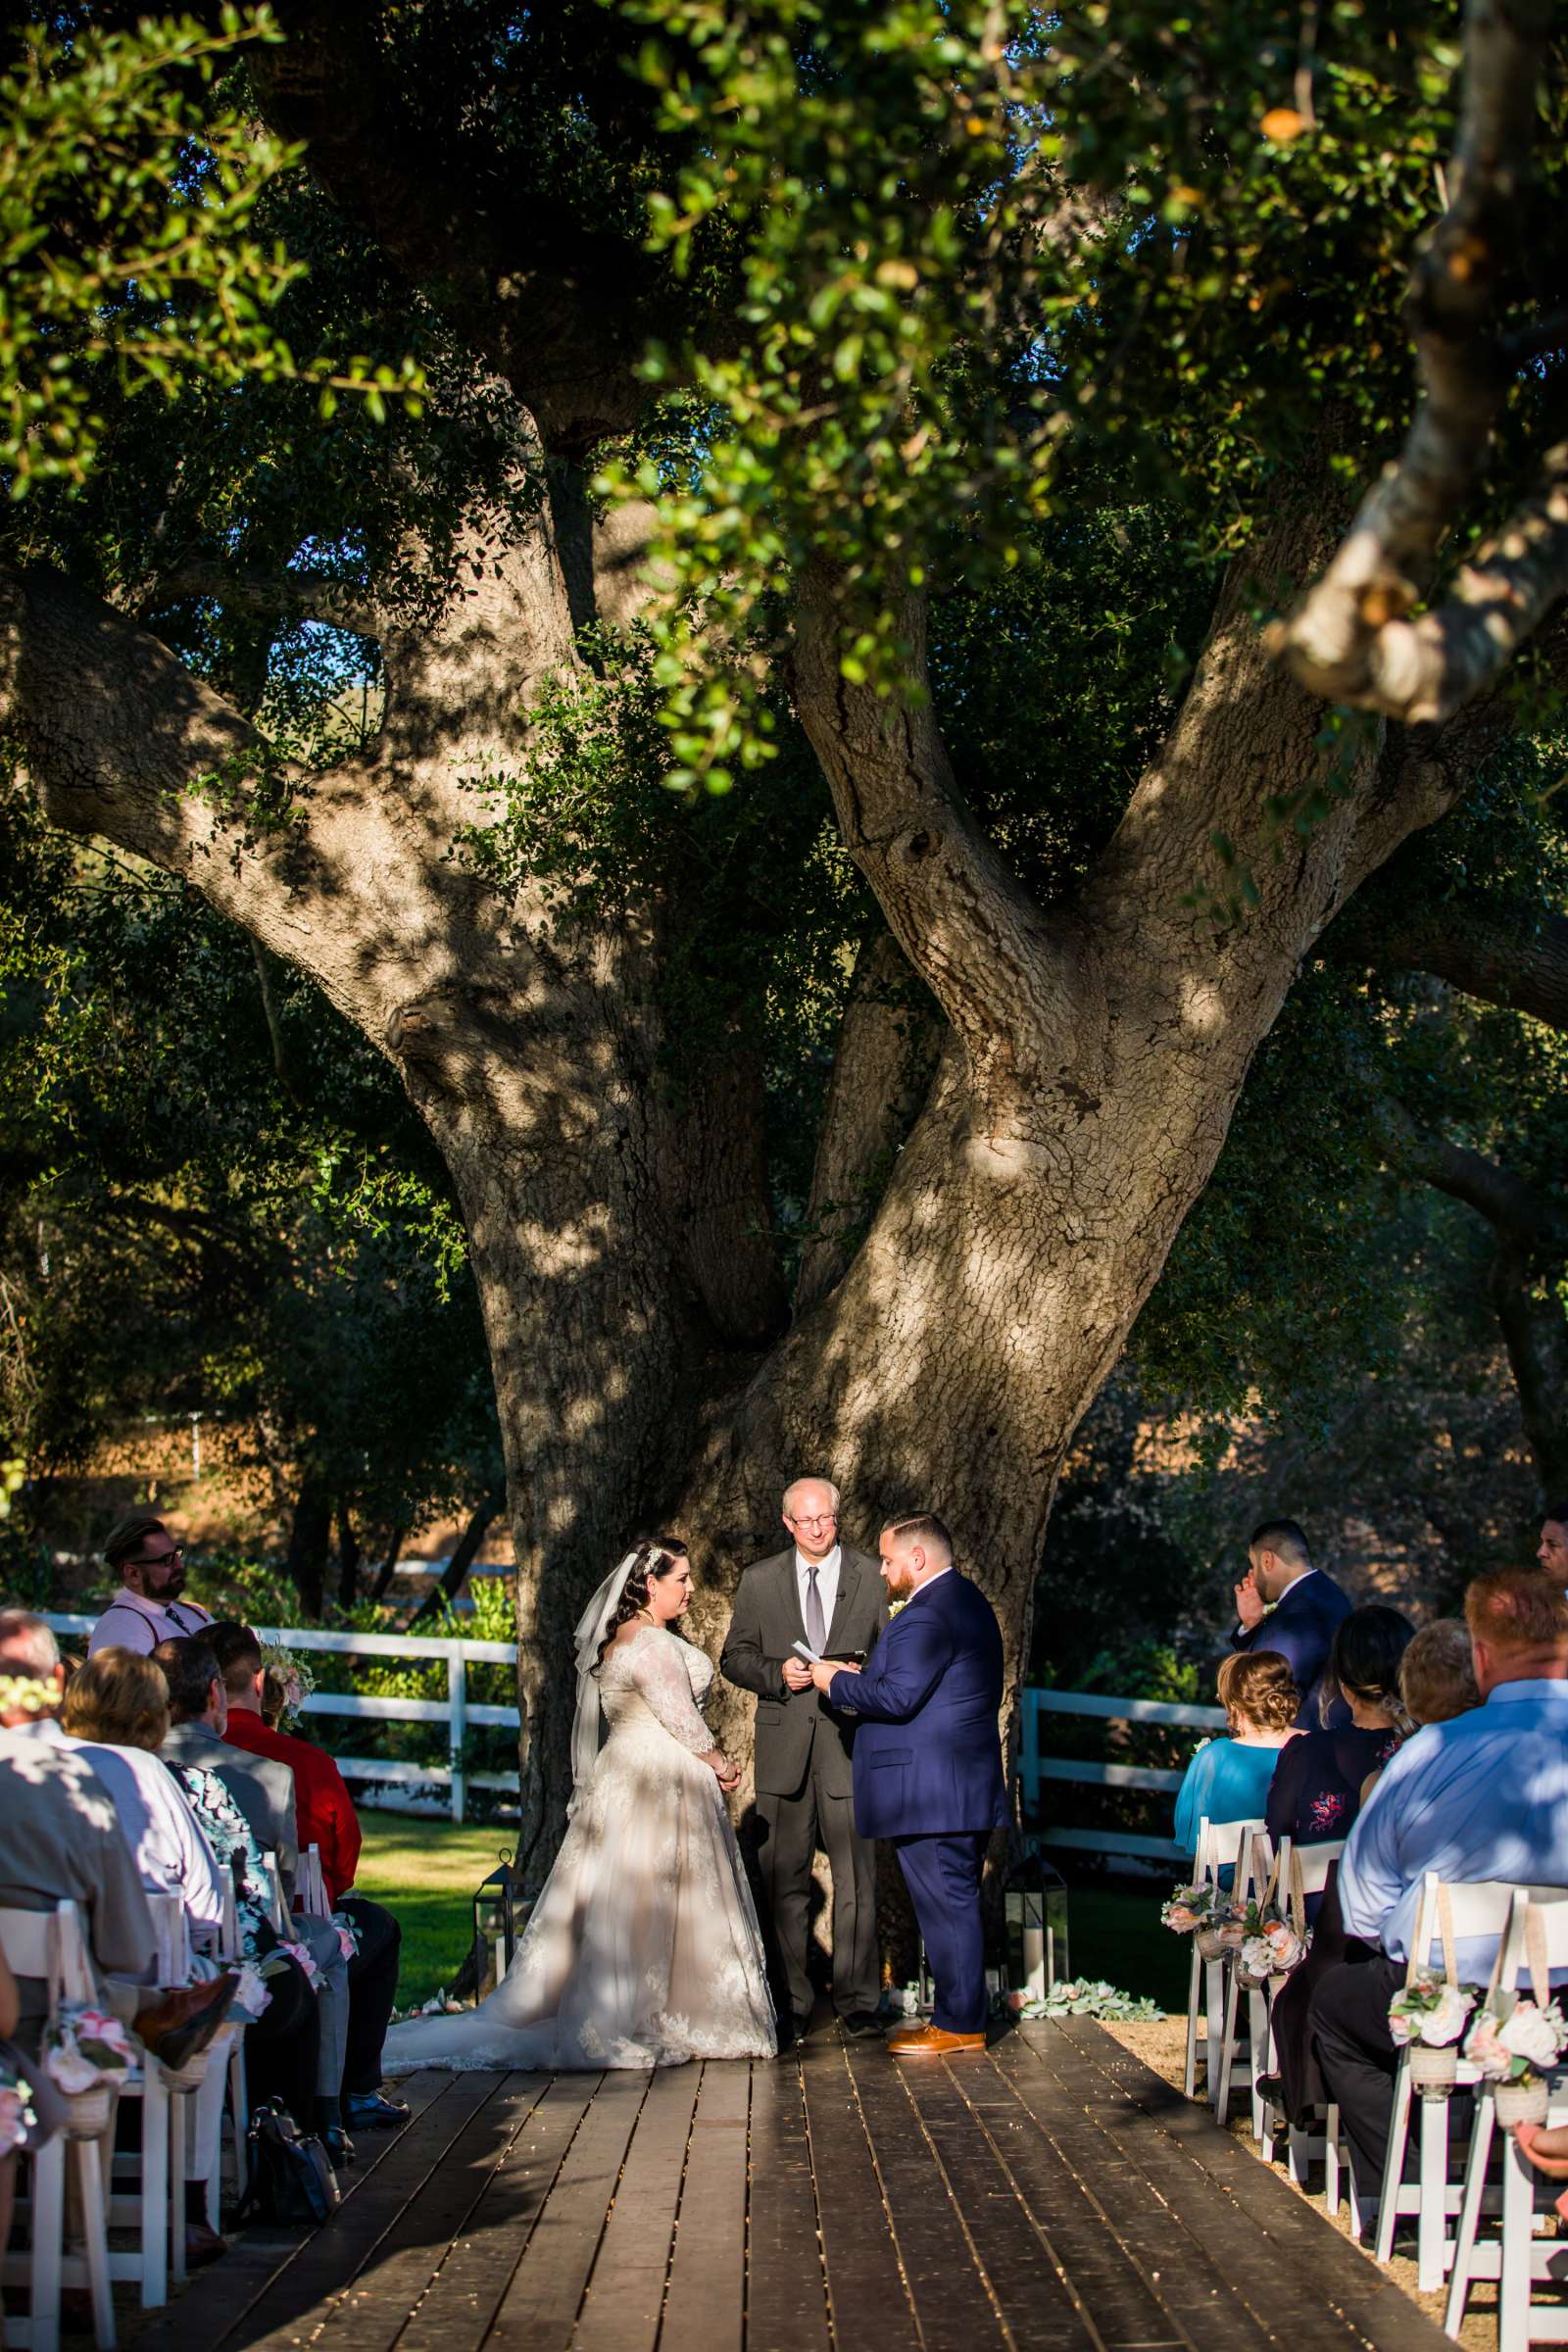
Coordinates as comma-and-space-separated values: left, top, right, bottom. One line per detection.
782, 1476, 840, 1564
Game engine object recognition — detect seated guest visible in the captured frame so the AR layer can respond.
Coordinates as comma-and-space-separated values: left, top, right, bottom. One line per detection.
1310, 1566, 1568, 2207
1400, 1617, 1481, 1727
0, 1609, 69, 1739
1355, 1618, 1483, 1811
1231, 1518, 1352, 1729
0, 1668, 232, 2072
1266, 1605, 1413, 1857
1256, 1609, 1413, 2127
61, 1650, 227, 1957
1539, 1506, 1568, 1580
61, 1648, 234, 2266
1174, 1651, 1301, 1858
208, 1621, 406, 2132
154, 1638, 297, 1896
88, 1516, 213, 1653
153, 1636, 353, 2161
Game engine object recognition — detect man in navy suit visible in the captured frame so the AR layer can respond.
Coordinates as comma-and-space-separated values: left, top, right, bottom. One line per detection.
1232, 1518, 1351, 1728
808, 1512, 1007, 2056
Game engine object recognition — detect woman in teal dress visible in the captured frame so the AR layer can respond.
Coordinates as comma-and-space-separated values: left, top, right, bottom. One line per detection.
1173, 1650, 1302, 1860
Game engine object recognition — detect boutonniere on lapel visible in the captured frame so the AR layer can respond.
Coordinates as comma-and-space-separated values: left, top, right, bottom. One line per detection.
886, 1597, 910, 1618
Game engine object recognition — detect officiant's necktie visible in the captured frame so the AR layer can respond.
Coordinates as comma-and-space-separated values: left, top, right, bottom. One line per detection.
805, 1565, 826, 1653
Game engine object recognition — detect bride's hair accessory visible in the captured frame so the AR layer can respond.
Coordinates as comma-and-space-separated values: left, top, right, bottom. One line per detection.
594, 1537, 688, 1667
568, 1537, 689, 1812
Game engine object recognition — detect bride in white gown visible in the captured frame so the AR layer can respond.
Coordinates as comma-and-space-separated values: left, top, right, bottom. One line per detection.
383, 1537, 776, 2071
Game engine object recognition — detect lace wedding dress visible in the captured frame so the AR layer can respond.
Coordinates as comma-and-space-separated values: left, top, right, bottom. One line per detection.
382, 1625, 776, 2071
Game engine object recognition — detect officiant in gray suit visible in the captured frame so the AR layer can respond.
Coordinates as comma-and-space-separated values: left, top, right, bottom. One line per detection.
721, 1476, 887, 2041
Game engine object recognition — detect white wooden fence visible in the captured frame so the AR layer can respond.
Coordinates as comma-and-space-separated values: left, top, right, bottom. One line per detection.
45, 1615, 520, 1825
1019, 1687, 1225, 1866
47, 1613, 1222, 1847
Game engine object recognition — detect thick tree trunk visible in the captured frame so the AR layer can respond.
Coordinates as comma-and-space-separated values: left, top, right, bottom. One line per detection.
335, 1501, 362, 1608
286, 1473, 331, 1619
2, 451, 1496, 1895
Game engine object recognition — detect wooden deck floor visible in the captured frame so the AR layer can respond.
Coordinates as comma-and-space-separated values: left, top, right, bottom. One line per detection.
132, 2019, 1451, 2352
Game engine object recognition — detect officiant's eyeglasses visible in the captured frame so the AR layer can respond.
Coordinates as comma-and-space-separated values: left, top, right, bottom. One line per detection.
788, 1511, 838, 1529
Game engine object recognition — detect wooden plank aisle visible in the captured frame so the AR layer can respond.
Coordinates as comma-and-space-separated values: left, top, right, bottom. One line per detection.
235, 2072, 506, 2352
305, 2074, 551, 2352
661, 2061, 751, 2351
841, 2041, 1013, 2352
128, 2067, 457, 2352
126, 2024, 1471, 2352
951, 2045, 1201, 2352
484, 2066, 650, 2352
395, 2075, 604, 2352
745, 2057, 830, 2352
1052, 2024, 1449, 2352
570, 2063, 701, 2352
1016, 2025, 1451, 2352
799, 2036, 920, 2352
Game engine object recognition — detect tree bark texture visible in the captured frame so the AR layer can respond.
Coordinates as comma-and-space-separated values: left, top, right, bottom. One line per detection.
0, 403, 1504, 1878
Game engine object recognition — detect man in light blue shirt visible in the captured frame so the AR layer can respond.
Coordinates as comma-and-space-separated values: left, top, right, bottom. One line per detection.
1310, 1566, 1568, 2204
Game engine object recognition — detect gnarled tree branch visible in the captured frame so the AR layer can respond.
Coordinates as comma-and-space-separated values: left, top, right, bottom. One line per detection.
137, 554, 385, 640
1272, 0, 1556, 718
793, 932, 944, 1316
790, 569, 1077, 1087
1366, 896, 1568, 1032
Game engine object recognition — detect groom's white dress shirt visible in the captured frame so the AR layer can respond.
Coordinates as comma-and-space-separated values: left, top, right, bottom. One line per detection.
795, 1544, 841, 1639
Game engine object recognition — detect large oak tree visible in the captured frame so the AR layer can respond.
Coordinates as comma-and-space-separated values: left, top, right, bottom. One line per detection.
2, 0, 1565, 1863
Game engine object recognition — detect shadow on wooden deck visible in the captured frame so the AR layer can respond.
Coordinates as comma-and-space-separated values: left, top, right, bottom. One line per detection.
128, 2018, 1451, 2352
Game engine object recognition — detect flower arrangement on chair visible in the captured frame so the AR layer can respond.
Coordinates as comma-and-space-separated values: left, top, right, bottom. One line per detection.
1161, 1883, 1230, 1958
43, 2004, 137, 2132
1388, 1977, 1478, 2095
1236, 1907, 1307, 1986
0, 2055, 37, 2157
1464, 1996, 1568, 2128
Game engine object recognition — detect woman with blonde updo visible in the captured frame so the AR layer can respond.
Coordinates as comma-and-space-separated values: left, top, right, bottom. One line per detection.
60, 1647, 225, 1941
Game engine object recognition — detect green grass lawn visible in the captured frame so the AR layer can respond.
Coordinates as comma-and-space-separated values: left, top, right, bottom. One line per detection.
360, 1809, 1185, 2016
356, 1810, 519, 2009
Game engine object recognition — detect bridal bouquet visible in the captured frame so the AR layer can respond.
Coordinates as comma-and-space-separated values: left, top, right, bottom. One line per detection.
0, 2057, 37, 2157
44, 2005, 137, 2095
331, 1912, 361, 1963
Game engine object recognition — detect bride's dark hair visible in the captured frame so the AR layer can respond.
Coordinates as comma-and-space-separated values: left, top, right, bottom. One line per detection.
596, 1537, 689, 1667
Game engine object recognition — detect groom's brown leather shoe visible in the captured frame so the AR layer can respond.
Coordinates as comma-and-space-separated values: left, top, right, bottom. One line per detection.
887, 2023, 987, 2056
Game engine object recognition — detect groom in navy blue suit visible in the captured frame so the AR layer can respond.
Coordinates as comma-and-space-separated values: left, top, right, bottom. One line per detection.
808, 1512, 1007, 2054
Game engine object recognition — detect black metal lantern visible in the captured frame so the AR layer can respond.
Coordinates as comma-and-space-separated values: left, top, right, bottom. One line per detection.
1004, 1838, 1069, 1998
470, 1848, 530, 1997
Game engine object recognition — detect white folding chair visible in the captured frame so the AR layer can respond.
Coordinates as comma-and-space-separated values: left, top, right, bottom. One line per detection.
1445, 1889, 1568, 2346
1252, 1838, 1350, 2205
0, 1901, 116, 2352
1214, 1828, 1278, 2138
1180, 1816, 1266, 2104
295, 1845, 330, 1919
1374, 1874, 1564, 2294
192, 1879, 248, 2225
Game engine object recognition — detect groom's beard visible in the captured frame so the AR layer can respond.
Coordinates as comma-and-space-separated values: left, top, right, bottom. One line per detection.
882, 1568, 916, 1599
